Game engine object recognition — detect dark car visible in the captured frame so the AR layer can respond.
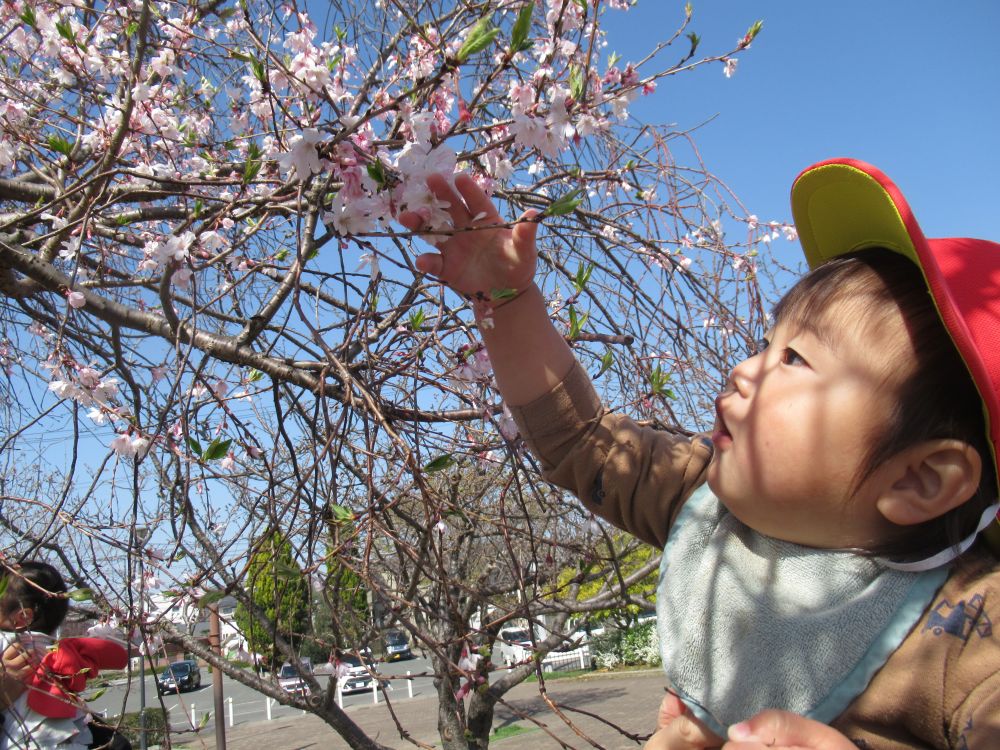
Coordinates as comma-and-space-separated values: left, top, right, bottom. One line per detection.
383, 630, 412, 661
157, 660, 202, 693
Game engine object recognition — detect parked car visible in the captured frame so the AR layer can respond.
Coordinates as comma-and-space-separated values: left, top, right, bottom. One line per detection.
278, 658, 313, 698
157, 660, 201, 694
335, 653, 383, 694
496, 628, 534, 667
383, 630, 412, 661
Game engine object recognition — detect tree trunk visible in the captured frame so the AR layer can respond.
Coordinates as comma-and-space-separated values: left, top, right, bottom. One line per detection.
434, 652, 471, 750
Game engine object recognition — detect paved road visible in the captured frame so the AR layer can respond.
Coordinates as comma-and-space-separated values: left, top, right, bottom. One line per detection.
89, 656, 438, 733
163, 668, 667, 749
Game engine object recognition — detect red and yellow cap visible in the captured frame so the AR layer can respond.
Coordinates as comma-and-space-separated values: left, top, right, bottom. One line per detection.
791, 158, 1000, 548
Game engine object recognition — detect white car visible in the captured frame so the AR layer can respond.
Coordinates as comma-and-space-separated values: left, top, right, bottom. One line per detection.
278, 658, 313, 698
335, 653, 383, 694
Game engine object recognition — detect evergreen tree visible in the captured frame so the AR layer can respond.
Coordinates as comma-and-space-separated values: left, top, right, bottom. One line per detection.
234, 532, 310, 670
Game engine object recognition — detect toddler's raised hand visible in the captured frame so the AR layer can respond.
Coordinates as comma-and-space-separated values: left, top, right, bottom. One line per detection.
398, 173, 539, 304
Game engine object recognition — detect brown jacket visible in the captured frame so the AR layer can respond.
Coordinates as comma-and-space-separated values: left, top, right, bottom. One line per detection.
508, 360, 1000, 749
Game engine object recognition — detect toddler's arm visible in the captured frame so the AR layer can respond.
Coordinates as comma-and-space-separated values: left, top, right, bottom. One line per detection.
400, 175, 709, 548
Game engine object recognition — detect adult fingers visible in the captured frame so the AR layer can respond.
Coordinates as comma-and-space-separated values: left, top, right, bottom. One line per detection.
657, 691, 690, 731
724, 710, 857, 750
644, 712, 722, 750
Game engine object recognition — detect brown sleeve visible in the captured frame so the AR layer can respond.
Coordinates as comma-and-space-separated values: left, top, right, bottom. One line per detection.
508, 360, 712, 549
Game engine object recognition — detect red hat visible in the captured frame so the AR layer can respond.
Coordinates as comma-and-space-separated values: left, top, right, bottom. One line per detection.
790, 158, 1000, 543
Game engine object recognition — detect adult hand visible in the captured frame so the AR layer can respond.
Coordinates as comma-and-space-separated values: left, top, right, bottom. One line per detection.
644, 692, 724, 750
723, 710, 858, 750
0, 641, 37, 709
398, 173, 539, 303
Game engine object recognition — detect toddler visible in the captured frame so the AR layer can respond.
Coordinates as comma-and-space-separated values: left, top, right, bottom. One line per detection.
399, 158, 1000, 749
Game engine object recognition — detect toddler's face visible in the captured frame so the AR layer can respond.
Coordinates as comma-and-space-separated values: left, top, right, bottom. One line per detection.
706, 299, 914, 549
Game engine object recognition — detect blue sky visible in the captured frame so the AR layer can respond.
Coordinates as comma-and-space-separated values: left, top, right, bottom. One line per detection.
602, 1, 1000, 258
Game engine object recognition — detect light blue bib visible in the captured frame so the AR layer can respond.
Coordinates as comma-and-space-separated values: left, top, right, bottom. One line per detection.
656, 485, 948, 737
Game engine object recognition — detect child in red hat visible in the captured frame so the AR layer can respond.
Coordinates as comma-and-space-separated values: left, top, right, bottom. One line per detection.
399, 159, 1000, 749
0, 561, 128, 750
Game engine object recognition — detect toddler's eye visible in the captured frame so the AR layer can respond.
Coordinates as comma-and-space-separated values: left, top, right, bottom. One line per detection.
780, 348, 806, 366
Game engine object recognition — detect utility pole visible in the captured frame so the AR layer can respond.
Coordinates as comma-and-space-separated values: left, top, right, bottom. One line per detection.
209, 604, 227, 750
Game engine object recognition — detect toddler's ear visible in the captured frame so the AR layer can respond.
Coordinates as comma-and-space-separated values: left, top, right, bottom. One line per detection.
876, 440, 982, 526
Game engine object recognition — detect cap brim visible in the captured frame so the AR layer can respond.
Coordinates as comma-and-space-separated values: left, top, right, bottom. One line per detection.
791, 158, 926, 269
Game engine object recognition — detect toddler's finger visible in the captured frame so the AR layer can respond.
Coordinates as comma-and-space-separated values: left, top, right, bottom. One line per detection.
398, 210, 424, 232
415, 252, 443, 277
453, 173, 500, 224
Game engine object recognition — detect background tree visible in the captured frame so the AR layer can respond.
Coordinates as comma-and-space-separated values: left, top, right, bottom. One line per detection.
0, 0, 785, 748
233, 531, 310, 670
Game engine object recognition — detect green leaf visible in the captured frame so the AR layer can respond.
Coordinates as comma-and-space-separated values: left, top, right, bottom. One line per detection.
20, 6, 36, 28
456, 17, 499, 63
569, 65, 585, 101
596, 350, 613, 378
47, 135, 72, 156
568, 306, 588, 339
424, 454, 456, 473
125, 20, 138, 37
648, 364, 675, 398
366, 159, 388, 188
572, 263, 593, 294
686, 32, 700, 57
202, 438, 232, 461
250, 57, 267, 84
607, 51, 620, 69
188, 437, 203, 457
242, 141, 262, 185
198, 712, 211, 729
328, 503, 355, 524
684, 2, 693, 20
490, 287, 518, 301
86, 687, 108, 701
408, 307, 425, 331
68, 588, 93, 602
197, 589, 226, 607
55, 18, 75, 44
543, 188, 583, 217
740, 20, 763, 48
193, 199, 204, 218
510, 3, 533, 53
247, 368, 264, 382
229, 50, 252, 63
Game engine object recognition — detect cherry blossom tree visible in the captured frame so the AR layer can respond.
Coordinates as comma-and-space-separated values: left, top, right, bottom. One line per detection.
0, 0, 791, 747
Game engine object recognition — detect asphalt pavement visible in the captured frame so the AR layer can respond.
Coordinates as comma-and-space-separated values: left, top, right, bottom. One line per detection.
168, 668, 667, 750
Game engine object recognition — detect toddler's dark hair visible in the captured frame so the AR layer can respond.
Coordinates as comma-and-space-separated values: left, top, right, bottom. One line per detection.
774, 248, 997, 559
0, 561, 69, 635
